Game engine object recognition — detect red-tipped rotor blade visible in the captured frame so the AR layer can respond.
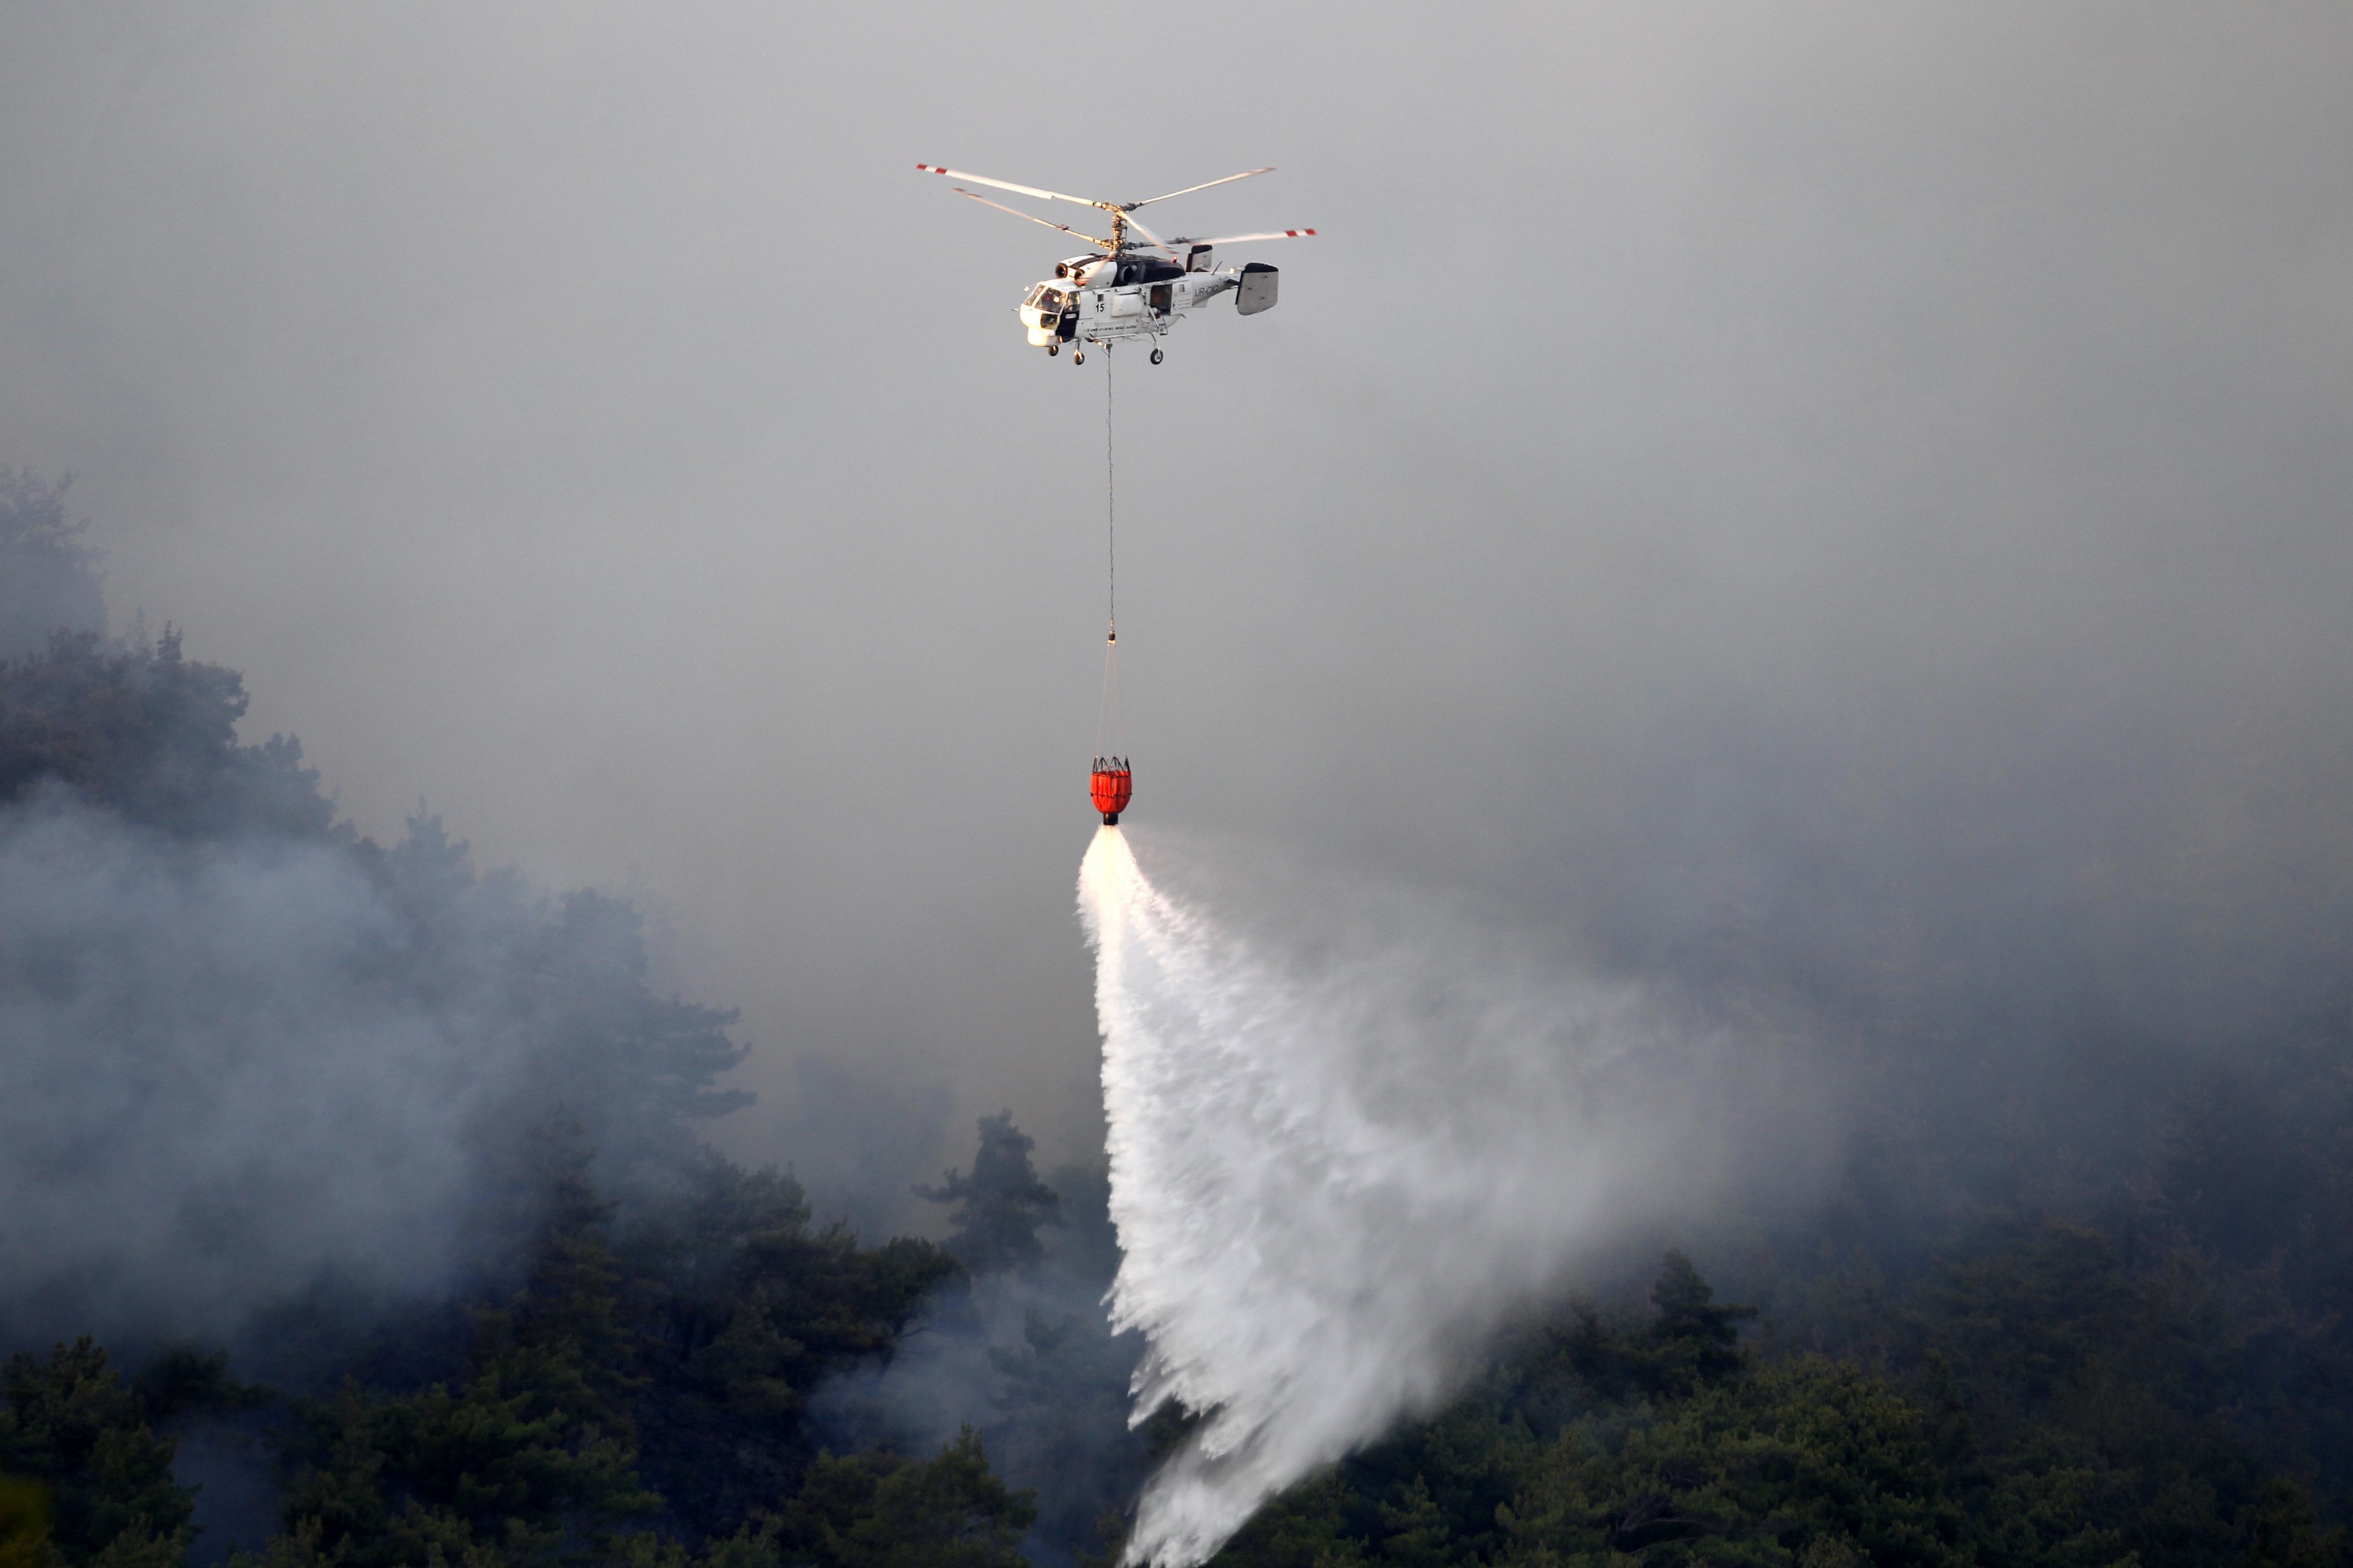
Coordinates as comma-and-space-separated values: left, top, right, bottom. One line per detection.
916, 163, 1104, 210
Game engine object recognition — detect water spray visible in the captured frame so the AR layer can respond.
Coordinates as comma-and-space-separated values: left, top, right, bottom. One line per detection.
1078, 831, 1770, 1567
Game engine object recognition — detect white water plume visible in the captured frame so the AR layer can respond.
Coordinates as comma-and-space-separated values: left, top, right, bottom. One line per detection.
1080, 827, 1790, 1567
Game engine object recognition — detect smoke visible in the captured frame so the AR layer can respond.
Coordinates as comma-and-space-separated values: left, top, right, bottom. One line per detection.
771, 1057, 955, 1243
0, 784, 727, 1364
0, 791, 526, 1350
1079, 826, 1814, 1567
811, 1257, 1152, 1568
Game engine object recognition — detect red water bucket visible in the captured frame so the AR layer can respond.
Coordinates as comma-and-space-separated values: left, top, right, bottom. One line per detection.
1090, 759, 1133, 824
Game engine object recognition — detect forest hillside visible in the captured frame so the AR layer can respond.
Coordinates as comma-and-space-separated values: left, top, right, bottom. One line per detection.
3, 474, 2351, 1568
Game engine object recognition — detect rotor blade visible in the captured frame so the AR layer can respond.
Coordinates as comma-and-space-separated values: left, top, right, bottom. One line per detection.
1169, 229, 1318, 245
949, 188, 1113, 249
1122, 213, 1185, 259
1129, 168, 1280, 210
916, 163, 1103, 209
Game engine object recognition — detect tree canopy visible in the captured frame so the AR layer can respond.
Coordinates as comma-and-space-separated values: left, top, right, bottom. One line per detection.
915, 1115, 1062, 1276
0, 468, 105, 661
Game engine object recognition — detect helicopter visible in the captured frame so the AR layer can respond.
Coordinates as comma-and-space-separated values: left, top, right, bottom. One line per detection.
915, 163, 1314, 364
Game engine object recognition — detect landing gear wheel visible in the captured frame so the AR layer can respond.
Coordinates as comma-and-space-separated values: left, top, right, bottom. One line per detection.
1073, 349, 1086, 366
1047, 342, 1060, 357
1150, 347, 1164, 365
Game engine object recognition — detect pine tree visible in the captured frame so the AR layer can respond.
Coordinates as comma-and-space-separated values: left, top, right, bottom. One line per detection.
915, 1116, 1060, 1275
0, 1342, 193, 1568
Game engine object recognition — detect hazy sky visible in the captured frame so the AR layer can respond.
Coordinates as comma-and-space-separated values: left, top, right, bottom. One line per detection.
4, 3, 2349, 1185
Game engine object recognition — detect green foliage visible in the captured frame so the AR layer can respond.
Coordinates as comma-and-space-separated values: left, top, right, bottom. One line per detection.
2149, 1043, 2353, 1493
767, 1430, 1036, 1568
1554, 1251, 1760, 1404
465, 1430, 1035, 1568
249, 1139, 964, 1568
1, 1474, 58, 1568
977, 1302, 1151, 1555
2241, 1482, 2350, 1568
1500, 1356, 1970, 1568
1211, 1241, 2353, 1568
132, 1350, 271, 1427
1218, 1254, 1774, 1568
637, 1186, 956, 1530
221, 1518, 346, 1568
0, 630, 335, 838
278, 1137, 661, 1567
917, 1115, 1062, 1275
0, 1344, 192, 1568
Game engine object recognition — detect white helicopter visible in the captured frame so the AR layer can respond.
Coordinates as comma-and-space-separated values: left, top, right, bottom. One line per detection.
915, 163, 1314, 365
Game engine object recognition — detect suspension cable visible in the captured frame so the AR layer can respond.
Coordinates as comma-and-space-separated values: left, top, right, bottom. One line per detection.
1105, 346, 1116, 641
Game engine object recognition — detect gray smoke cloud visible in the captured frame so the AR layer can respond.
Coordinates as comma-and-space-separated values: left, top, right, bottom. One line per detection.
1, 5, 2348, 1182
0, 780, 728, 1362
813, 1262, 1151, 1568
0, 792, 512, 1348
807, 1150, 1149, 1568
2, 4, 2337, 1177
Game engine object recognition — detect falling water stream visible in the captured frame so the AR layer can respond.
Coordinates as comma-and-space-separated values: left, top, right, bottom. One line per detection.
1078, 827, 1775, 1567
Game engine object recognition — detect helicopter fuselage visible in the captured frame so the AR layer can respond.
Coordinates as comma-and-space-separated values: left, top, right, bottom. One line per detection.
1017, 249, 1277, 352
917, 162, 1307, 360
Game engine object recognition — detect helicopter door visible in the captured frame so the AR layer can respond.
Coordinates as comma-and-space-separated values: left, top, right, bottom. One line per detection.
1150, 282, 1172, 315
